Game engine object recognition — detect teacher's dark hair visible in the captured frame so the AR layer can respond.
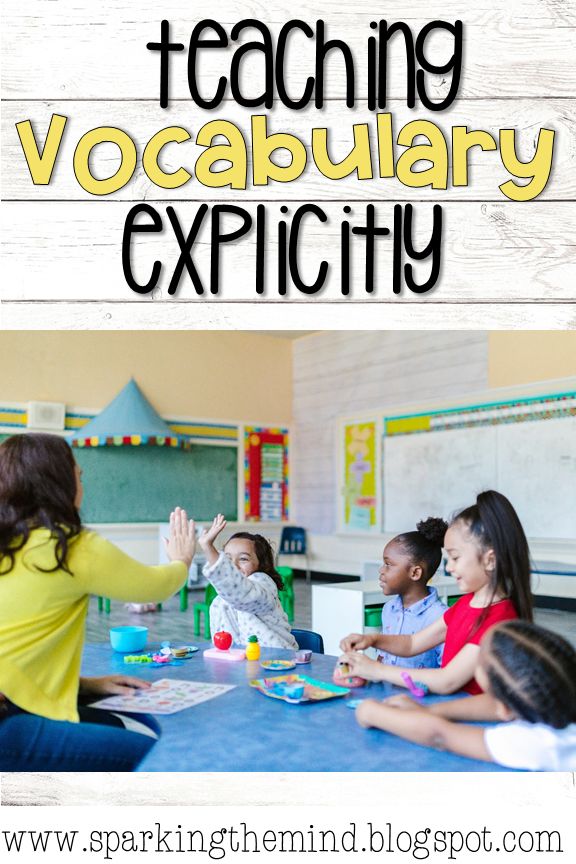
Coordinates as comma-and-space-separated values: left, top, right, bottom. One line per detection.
0, 433, 81, 574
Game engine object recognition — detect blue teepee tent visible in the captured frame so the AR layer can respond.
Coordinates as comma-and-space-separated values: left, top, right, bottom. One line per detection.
70, 379, 189, 448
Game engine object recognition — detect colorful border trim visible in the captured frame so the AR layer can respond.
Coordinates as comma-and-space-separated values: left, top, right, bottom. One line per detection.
0, 406, 239, 444
70, 434, 185, 449
0, 408, 27, 428
385, 392, 576, 437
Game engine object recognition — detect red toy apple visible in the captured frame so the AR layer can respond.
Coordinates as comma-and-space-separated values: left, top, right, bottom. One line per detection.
213, 631, 232, 651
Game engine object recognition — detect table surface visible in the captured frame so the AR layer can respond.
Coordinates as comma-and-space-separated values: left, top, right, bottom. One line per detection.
82, 642, 510, 773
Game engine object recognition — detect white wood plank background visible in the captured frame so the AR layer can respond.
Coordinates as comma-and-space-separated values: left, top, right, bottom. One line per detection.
291, 331, 488, 533
2, 0, 575, 327
3, 100, 574, 202
2, 771, 575, 806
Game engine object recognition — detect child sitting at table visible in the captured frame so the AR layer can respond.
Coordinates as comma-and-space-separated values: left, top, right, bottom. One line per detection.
374, 516, 448, 669
340, 490, 533, 695
199, 514, 298, 650
355, 620, 576, 771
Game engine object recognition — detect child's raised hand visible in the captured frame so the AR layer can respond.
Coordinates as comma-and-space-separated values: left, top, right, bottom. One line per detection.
199, 514, 227, 550
165, 507, 196, 568
340, 632, 375, 652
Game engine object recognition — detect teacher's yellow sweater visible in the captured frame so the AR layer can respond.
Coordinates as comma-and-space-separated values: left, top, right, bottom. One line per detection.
0, 529, 187, 722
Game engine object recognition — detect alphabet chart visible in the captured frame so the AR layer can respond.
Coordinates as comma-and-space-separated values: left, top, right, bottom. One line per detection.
90, 679, 235, 715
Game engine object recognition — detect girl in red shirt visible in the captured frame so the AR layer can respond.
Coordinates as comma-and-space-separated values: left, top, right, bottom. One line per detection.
340, 490, 533, 695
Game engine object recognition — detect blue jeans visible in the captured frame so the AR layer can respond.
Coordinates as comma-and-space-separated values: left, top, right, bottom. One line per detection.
0, 704, 161, 771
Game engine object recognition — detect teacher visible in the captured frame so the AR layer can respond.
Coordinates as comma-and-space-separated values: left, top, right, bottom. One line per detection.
0, 433, 196, 771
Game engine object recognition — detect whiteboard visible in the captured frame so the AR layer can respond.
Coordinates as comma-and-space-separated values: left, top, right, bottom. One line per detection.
496, 418, 576, 539
383, 416, 575, 539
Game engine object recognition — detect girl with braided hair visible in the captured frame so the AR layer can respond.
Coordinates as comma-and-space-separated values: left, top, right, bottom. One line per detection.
341, 490, 532, 695
355, 621, 576, 770
198, 514, 297, 649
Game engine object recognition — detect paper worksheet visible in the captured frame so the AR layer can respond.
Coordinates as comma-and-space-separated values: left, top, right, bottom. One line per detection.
89, 679, 236, 715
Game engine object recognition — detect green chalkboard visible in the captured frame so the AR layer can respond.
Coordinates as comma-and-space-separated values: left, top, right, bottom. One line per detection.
0, 435, 238, 523
76, 445, 238, 523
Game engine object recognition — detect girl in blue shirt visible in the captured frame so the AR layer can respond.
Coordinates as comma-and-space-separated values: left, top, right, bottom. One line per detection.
348, 517, 448, 668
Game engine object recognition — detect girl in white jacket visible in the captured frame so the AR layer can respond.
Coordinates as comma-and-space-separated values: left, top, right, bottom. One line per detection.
199, 515, 298, 650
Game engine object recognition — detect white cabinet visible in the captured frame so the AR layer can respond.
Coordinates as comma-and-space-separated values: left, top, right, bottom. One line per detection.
312, 575, 462, 656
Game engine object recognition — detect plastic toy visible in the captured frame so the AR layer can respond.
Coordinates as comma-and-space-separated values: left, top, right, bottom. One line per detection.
171, 645, 198, 659
203, 647, 246, 661
275, 682, 305, 702
245, 635, 261, 661
123, 654, 153, 664
213, 631, 233, 651
204, 630, 246, 661
250, 674, 350, 704
333, 660, 366, 688
401, 672, 429, 700
109, 625, 148, 653
260, 659, 296, 671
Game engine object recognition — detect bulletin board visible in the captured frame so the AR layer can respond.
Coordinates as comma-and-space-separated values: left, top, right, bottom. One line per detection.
244, 427, 289, 522
339, 419, 380, 532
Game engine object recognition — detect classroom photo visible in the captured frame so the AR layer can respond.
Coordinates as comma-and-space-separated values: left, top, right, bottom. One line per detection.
0, 330, 575, 773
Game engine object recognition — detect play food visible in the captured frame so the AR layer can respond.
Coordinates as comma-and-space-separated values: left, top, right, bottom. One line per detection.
213, 630, 233, 651
171, 645, 198, 658
246, 635, 261, 661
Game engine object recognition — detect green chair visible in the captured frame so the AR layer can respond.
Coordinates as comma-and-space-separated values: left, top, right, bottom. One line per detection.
97, 596, 111, 614
178, 584, 188, 612
193, 583, 218, 639
277, 565, 295, 622
364, 604, 383, 628
96, 596, 173, 613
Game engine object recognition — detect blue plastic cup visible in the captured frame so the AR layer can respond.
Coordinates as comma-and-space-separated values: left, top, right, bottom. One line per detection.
109, 625, 148, 653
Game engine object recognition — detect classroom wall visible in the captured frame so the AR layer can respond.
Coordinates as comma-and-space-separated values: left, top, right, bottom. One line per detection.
0, 331, 293, 424
292, 330, 576, 541
291, 331, 489, 533
489, 332, 576, 387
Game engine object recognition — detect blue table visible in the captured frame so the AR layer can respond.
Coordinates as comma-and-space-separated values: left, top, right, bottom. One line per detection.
82, 642, 510, 772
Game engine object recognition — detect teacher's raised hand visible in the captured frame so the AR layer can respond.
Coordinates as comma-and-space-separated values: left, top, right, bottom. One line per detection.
165, 507, 196, 568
